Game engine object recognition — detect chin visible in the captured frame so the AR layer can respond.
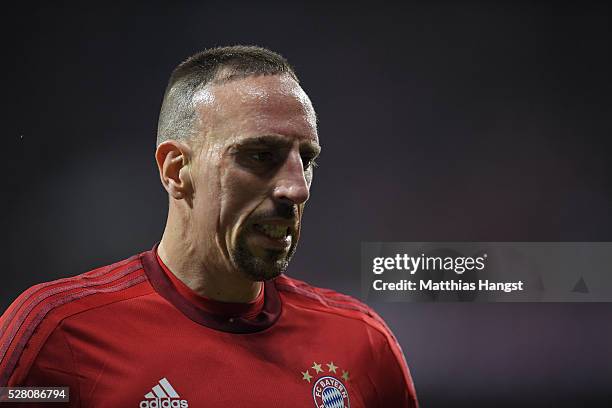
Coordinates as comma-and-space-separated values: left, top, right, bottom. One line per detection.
239, 253, 289, 282
233, 233, 298, 281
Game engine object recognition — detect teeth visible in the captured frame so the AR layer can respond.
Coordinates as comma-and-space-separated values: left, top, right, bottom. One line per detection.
255, 224, 288, 239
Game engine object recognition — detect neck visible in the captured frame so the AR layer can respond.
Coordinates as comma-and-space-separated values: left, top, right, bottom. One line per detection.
158, 222, 263, 303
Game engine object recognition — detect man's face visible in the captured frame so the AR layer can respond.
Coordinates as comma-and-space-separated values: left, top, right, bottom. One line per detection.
188, 74, 319, 281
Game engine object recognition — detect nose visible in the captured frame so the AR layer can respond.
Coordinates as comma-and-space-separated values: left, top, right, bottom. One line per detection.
272, 150, 310, 205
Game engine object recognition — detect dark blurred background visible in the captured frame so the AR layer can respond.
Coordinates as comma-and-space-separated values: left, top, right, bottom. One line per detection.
3, 2, 612, 407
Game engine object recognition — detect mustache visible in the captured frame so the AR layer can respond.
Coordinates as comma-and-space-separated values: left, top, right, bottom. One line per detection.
250, 202, 297, 222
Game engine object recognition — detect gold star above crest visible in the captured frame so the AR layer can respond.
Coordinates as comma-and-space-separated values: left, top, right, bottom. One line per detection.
312, 362, 323, 373
327, 362, 338, 373
342, 370, 350, 381
302, 370, 313, 383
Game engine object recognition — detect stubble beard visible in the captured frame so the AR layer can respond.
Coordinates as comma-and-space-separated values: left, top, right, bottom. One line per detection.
231, 231, 298, 281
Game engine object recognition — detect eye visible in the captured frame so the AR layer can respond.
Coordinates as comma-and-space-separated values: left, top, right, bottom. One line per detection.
250, 151, 274, 162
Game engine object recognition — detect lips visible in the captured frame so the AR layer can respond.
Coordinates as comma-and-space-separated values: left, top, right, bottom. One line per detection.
249, 220, 295, 250
253, 223, 290, 239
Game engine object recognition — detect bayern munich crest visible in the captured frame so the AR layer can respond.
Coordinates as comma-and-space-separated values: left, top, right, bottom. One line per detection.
300, 361, 350, 408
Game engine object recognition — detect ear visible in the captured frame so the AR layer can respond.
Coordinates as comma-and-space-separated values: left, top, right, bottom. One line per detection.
155, 140, 193, 200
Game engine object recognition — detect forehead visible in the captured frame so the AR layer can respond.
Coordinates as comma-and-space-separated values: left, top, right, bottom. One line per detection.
193, 74, 318, 147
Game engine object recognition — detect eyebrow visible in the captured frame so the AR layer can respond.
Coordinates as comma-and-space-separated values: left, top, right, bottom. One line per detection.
232, 135, 321, 156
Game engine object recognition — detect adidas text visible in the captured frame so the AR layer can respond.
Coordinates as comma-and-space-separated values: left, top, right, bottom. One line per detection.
139, 398, 188, 408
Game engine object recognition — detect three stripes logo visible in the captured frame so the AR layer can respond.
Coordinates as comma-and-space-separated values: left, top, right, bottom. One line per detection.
139, 377, 189, 408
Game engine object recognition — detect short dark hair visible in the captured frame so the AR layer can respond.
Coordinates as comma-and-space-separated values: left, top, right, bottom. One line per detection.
156, 45, 299, 146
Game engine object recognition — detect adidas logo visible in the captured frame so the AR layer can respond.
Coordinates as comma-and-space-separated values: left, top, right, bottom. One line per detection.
139, 378, 189, 408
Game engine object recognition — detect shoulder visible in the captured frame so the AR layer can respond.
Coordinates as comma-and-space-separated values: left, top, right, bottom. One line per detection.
274, 274, 397, 341
0, 251, 153, 386
275, 275, 419, 406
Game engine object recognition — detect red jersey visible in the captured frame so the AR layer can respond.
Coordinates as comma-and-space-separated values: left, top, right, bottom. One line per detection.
0, 245, 418, 407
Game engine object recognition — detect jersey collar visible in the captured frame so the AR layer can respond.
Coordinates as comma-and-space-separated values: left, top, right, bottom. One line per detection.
141, 244, 282, 334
